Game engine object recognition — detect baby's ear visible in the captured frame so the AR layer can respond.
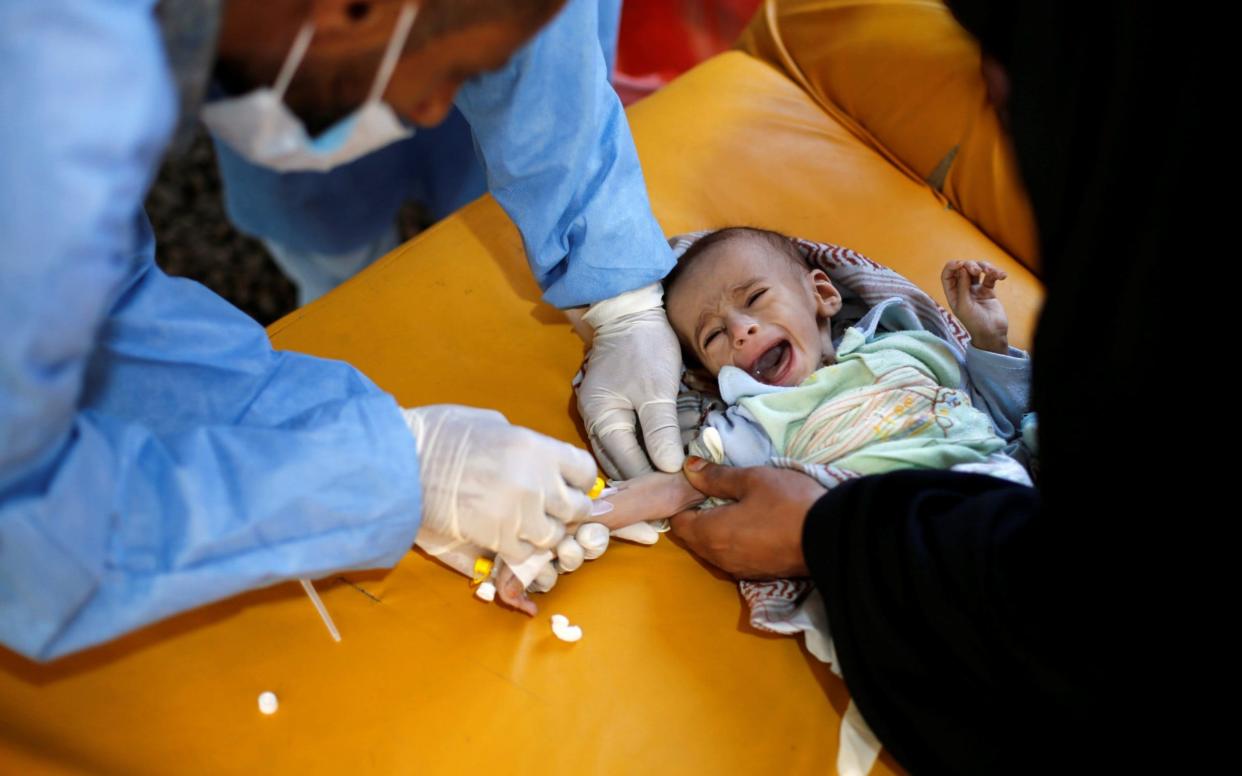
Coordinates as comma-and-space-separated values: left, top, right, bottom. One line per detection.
682, 364, 718, 394
677, 344, 719, 394
809, 269, 842, 318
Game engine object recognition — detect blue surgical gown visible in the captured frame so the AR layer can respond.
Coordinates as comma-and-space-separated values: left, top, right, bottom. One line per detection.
455, 0, 674, 308
1, 0, 673, 661
214, 0, 673, 308
0, 0, 421, 661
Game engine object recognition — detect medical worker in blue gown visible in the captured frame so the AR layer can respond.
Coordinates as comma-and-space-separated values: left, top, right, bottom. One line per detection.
0, 0, 686, 661
209, 0, 625, 307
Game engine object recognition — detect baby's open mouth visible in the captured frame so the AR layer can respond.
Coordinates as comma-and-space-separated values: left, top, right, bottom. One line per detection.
750, 340, 792, 384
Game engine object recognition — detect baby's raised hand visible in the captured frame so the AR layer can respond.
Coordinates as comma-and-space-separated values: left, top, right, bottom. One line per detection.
941, 260, 1010, 353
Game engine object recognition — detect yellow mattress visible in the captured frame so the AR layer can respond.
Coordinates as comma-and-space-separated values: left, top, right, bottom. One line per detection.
0, 17, 1042, 775
738, 0, 1040, 273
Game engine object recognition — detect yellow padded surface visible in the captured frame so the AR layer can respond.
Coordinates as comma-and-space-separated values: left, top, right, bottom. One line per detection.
0, 51, 1042, 775
737, 0, 1039, 272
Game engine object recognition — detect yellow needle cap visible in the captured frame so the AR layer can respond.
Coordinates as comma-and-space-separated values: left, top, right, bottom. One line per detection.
471, 556, 494, 585
587, 475, 608, 500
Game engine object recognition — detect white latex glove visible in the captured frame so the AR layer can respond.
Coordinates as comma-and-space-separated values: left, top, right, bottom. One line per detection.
553, 522, 611, 573
402, 405, 596, 561
578, 283, 685, 479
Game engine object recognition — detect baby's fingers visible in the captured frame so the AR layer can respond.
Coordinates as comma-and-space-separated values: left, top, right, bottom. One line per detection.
941, 261, 962, 297
954, 265, 975, 310
977, 259, 1007, 277
497, 567, 538, 616
978, 260, 1008, 288
962, 260, 985, 281
941, 260, 963, 278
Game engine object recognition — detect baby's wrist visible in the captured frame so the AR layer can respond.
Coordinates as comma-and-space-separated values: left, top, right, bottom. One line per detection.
969, 334, 1009, 354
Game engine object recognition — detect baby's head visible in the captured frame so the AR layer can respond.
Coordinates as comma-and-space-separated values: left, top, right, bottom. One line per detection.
664, 228, 842, 387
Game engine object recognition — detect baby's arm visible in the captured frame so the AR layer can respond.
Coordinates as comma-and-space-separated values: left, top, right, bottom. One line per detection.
941, 261, 1031, 439
941, 260, 1009, 353
594, 471, 706, 530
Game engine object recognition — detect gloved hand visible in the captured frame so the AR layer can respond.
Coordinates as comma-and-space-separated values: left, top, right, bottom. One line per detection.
402, 405, 596, 561
553, 522, 611, 573
578, 283, 685, 479
495, 522, 613, 616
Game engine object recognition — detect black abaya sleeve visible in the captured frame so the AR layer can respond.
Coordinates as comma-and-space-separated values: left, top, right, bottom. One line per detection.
803, 472, 1109, 774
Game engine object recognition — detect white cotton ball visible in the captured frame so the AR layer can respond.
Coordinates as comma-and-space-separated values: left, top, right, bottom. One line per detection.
258, 691, 278, 715
550, 614, 582, 642
555, 536, 584, 573
551, 617, 583, 643
575, 523, 610, 559
474, 581, 496, 602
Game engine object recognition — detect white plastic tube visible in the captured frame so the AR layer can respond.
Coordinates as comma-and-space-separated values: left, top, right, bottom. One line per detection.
300, 578, 341, 642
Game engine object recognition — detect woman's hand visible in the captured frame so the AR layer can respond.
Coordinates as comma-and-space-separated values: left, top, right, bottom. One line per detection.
670, 457, 825, 579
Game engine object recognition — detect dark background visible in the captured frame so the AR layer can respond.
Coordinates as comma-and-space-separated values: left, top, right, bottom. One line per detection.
145, 130, 428, 326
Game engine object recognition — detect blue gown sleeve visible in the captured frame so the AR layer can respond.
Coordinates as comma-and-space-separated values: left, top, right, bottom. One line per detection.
0, 0, 421, 661
453, 0, 675, 309
961, 345, 1032, 442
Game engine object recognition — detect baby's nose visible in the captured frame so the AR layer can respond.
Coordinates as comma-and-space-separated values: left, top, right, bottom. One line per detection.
731, 320, 759, 347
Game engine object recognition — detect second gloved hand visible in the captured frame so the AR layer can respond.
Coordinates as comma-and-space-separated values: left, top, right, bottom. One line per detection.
402, 405, 597, 561
578, 283, 685, 479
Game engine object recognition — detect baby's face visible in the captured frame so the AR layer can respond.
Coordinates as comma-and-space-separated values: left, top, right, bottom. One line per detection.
666, 238, 840, 386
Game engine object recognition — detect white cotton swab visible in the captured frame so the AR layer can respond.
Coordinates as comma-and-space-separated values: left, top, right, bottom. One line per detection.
299, 578, 341, 642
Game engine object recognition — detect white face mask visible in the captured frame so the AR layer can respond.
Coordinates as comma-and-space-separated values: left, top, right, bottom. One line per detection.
201, 3, 418, 173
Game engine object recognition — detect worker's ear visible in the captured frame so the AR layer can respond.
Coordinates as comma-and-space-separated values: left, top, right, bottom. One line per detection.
809, 269, 842, 319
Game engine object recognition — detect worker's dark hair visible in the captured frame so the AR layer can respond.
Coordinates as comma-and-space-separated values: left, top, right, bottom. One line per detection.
411, 0, 566, 48
662, 227, 806, 299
